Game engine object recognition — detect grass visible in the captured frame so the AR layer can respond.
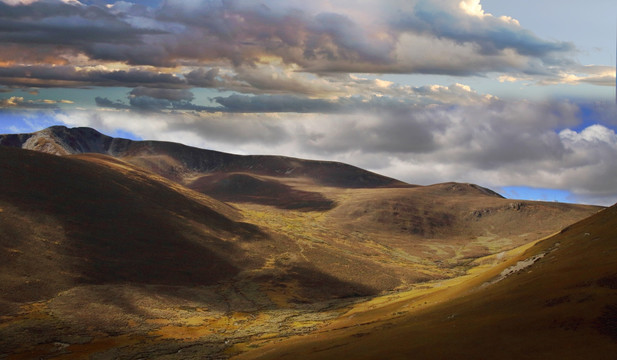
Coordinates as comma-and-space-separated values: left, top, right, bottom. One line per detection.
233, 206, 617, 360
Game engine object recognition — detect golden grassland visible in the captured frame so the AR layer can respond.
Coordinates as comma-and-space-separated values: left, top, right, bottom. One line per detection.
233, 206, 617, 360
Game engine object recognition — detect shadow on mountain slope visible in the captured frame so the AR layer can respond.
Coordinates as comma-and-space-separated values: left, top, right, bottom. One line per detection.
0, 147, 254, 303
189, 173, 336, 211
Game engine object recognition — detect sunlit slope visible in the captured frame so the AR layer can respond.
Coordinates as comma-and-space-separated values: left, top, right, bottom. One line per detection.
327, 182, 599, 249
231, 183, 602, 293
236, 204, 617, 360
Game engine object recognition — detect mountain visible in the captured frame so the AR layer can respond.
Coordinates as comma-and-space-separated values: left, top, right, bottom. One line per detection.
0, 126, 606, 359
0, 125, 407, 189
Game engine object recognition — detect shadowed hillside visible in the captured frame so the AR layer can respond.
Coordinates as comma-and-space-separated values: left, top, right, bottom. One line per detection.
189, 173, 336, 211
0, 147, 264, 309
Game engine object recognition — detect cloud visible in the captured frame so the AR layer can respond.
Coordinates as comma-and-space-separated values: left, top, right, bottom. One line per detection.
0, 96, 24, 107
209, 83, 493, 113
128, 95, 173, 110
555, 125, 617, 203
52, 97, 617, 205
0, 65, 185, 88
55, 109, 291, 147
97, 87, 210, 112
394, 0, 572, 58
0, 95, 72, 108
95, 96, 130, 109
0, 0, 168, 65
185, 68, 223, 88
538, 65, 617, 87
0, 0, 610, 101
0, 0, 582, 78
93, 81, 496, 113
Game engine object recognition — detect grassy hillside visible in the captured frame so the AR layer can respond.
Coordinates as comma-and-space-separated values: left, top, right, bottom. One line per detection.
234, 204, 617, 360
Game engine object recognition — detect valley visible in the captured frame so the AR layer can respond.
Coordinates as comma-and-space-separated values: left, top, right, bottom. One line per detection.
0, 126, 614, 359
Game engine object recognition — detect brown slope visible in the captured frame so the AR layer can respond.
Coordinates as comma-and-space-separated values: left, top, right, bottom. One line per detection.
0, 146, 265, 313
235, 203, 617, 360
320, 184, 601, 264
189, 172, 336, 211
330, 183, 597, 239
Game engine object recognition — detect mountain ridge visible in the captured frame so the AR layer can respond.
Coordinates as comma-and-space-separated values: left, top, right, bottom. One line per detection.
0, 125, 410, 189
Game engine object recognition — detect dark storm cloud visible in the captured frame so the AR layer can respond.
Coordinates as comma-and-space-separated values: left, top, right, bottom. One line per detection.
96, 69, 184, 86
96, 92, 339, 113
97, 86, 213, 112
128, 95, 173, 110
94, 81, 494, 113
208, 85, 492, 113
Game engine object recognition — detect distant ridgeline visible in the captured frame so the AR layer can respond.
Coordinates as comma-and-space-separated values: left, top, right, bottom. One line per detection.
0, 125, 407, 189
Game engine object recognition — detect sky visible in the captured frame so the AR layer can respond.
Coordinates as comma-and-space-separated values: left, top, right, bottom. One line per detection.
0, 0, 616, 206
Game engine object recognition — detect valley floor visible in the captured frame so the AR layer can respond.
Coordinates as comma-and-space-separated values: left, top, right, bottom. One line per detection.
0, 231, 546, 359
